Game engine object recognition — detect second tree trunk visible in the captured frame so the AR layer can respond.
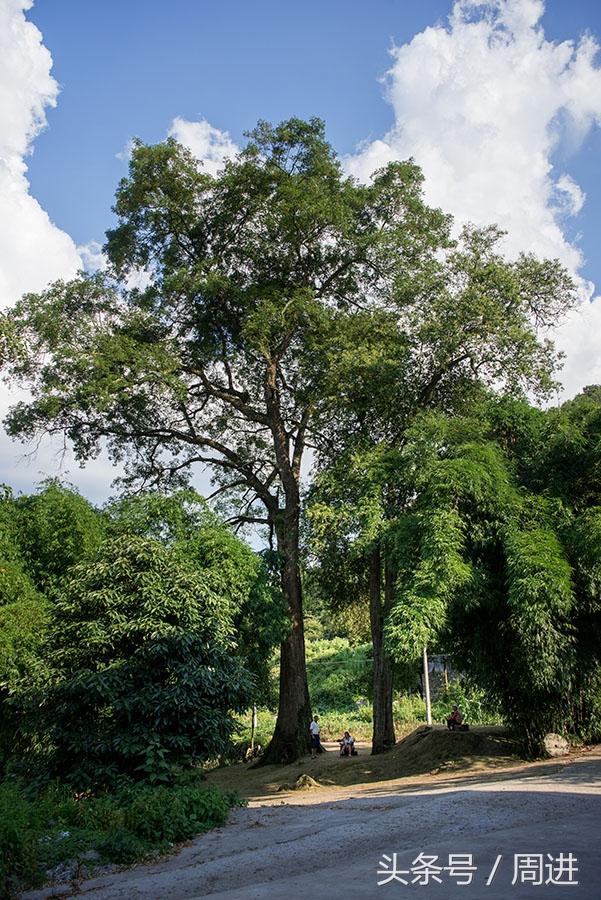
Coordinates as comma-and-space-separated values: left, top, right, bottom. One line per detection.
370, 545, 396, 754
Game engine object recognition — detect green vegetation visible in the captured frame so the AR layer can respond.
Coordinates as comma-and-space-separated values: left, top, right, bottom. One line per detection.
379, 395, 601, 750
306, 638, 372, 711
2, 113, 576, 764
1, 115, 601, 893
0, 777, 241, 898
0, 483, 278, 894
233, 639, 502, 748
30, 535, 253, 787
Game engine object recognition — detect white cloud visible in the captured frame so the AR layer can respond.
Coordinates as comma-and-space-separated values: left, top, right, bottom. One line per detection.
552, 174, 586, 217
346, 0, 601, 398
168, 116, 238, 175
0, 1, 122, 500
77, 239, 154, 292
115, 138, 134, 162
0, 0, 81, 307
77, 239, 107, 273
552, 299, 601, 400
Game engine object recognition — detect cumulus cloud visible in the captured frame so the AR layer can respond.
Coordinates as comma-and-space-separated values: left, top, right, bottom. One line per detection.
0, 1, 122, 500
0, 0, 81, 307
346, 0, 601, 398
168, 116, 239, 174
77, 239, 106, 273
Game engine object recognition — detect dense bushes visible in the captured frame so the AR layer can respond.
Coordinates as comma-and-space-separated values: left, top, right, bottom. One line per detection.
1, 485, 285, 782
0, 777, 241, 897
30, 535, 253, 787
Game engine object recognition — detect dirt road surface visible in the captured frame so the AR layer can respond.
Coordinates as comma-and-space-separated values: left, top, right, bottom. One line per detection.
24, 745, 601, 900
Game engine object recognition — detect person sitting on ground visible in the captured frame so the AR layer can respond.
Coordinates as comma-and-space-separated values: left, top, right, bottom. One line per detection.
310, 715, 321, 759
338, 730, 356, 757
447, 705, 464, 731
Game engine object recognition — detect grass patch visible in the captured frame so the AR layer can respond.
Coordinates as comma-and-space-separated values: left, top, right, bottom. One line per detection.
232, 685, 503, 754
0, 777, 243, 898
306, 638, 372, 711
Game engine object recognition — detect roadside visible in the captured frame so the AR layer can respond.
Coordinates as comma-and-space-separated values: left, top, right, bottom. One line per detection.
23, 737, 601, 899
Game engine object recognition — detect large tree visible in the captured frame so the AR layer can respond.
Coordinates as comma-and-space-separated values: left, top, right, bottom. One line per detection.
309, 225, 576, 753
1, 119, 453, 762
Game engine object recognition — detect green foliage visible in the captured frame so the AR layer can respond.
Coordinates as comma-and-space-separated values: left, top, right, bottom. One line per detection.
430, 683, 503, 727
30, 535, 253, 786
386, 508, 473, 661
0, 488, 48, 690
0, 777, 240, 897
0, 554, 47, 697
107, 490, 287, 705
0, 780, 38, 898
0, 483, 281, 783
230, 707, 279, 759
0, 117, 578, 764
504, 526, 574, 692
313, 709, 373, 741
392, 694, 429, 725
382, 395, 601, 751
178, 525, 287, 705
306, 637, 372, 711
0, 482, 106, 696
0, 489, 49, 768
14, 481, 106, 593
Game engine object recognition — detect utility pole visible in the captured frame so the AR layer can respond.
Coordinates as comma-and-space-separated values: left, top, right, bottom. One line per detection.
423, 646, 432, 726
250, 703, 258, 752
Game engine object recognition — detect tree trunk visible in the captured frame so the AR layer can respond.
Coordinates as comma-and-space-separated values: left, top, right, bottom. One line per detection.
370, 545, 396, 755
260, 505, 312, 765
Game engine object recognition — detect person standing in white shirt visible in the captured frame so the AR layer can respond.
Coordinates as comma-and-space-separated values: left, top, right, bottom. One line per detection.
310, 715, 320, 758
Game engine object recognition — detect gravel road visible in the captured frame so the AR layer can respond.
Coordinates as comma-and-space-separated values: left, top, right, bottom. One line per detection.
24, 750, 601, 900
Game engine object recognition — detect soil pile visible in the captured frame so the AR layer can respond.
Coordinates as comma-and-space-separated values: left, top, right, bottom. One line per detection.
208, 725, 522, 800
384, 725, 520, 777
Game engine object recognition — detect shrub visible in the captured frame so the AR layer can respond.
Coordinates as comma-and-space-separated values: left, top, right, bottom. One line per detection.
96, 828, 146, 865
0, 778, 241, 896
29, 536, 253, 787
0, 781, 38, 898
431, 682, 504, 726
393, 693, 428, 724
123, 785, 234, 843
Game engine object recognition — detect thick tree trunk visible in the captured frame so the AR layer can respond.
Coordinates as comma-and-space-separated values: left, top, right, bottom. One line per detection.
370, 545, 396, 755
260, 505, 312, 765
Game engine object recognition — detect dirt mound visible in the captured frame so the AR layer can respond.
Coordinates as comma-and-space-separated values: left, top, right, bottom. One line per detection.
278, 774, 324, 791
385, 725, 520, 777
208, 725, 523, 800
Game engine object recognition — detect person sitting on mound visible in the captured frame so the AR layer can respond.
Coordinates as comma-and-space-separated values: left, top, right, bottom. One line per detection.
447, 705, 464, 730
339, 730, 356, 757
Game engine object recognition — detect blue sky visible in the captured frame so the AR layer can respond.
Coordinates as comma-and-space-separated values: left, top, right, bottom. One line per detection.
26, 0, 601, 284
1, 0, 601, 503
26, 0, 451, 244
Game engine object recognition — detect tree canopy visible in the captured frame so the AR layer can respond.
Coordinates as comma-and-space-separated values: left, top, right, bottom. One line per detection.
0, 116, 578, 762
378, 394, 601, 750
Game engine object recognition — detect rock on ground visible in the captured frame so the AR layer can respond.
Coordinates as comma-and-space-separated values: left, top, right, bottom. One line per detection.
544, 732, 570, 758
